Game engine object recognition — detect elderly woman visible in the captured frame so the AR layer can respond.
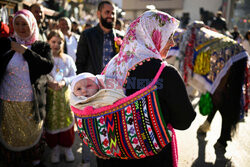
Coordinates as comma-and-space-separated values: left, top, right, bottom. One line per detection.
98, 10, 196, 167
0, 9, 53, 167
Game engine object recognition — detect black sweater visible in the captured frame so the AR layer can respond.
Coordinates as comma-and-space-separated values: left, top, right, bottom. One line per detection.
97, 58, 196, 167
0, 37, 53, 122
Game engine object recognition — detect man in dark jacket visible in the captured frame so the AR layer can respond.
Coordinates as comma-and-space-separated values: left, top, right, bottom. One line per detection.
76, 1, 123, 75
210, 11, 228, 34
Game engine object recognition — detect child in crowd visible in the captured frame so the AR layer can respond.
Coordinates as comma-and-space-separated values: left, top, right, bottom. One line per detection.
45, 30, 76, 164
70, 72, 126, 110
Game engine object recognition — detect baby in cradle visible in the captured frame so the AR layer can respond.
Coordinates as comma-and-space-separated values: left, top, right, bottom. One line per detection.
70, 72, 126, 110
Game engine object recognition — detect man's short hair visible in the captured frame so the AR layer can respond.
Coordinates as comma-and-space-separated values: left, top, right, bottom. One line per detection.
59, 17, 72, 25
216, 11, 222, 17
59, 17, 72, 30
98, 1, 114, 11
30, 3, 43, 11
245, 30, 250, 40
116, 19, 124, 27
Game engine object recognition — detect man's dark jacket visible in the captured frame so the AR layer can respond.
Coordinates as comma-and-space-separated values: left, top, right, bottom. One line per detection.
210, 16, 228, 32
76, 24, 123, 75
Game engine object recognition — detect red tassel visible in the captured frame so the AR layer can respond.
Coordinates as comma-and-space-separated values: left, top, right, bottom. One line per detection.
183, 28, 196, 83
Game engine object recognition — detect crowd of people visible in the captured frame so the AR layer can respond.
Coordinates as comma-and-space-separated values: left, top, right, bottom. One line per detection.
0, 1, 249, 167
0, 1, 127, 167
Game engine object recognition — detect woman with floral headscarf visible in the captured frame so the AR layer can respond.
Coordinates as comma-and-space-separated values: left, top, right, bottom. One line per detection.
0, 9, 53, 167
99, 10, 196, 167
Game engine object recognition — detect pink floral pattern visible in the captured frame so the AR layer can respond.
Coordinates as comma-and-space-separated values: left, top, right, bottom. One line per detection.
99, 117, 105, 125
126, 106, 132, 114
76, 118, 95, 151
153, 13, 175, 27
133, 138, 139, 144
103, 138, 109, 146
114, 37, 123, 53
152, 29, 162, 52
114, 37, 123, 46
97, 116, 113, 156
140, 154, 146, 158
124, 106, 145, 157
78, 119, 82, 128
103, 10, 179, 87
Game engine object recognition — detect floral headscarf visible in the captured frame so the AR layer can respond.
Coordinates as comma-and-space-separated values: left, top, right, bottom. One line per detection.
103, 10, 180, 87
13, 9, 39, 45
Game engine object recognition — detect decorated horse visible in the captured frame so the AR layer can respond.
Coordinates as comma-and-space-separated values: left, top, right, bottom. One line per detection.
178, 21, 249, 150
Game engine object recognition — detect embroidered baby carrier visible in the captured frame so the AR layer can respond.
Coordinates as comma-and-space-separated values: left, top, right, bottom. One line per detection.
71, 63, 176, 160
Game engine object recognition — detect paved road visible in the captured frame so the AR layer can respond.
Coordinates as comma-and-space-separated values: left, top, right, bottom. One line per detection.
177, 97, 250, 167
42, 126, 97, 167
42, 97, 250, 167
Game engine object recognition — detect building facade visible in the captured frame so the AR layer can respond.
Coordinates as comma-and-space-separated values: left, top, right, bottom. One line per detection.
232, 0, 250, 34
122, 0, 183, 21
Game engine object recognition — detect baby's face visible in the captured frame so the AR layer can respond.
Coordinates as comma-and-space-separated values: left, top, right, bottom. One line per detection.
73, 78, 99, 97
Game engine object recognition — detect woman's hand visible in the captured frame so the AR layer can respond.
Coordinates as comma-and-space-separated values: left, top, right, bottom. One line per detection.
47, 80, 59, 90
11, 41, 27, 54
58, 80, 66, 89
48, 80, 66, 91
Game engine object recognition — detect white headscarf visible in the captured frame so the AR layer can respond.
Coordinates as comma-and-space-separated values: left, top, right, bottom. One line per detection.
103, 10, 180, 87
70, 72, 105, 92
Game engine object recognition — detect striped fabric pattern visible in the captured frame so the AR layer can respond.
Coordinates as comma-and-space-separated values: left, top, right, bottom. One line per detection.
74, 86, 172, 159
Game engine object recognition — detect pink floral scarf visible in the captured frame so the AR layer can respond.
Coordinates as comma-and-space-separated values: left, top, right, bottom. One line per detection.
13, 9, 39, 45
103, 10, 179, 86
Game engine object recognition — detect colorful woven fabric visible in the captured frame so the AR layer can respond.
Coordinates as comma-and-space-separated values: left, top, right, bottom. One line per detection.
74, 86, 171, 159
72, 63, 173, 159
